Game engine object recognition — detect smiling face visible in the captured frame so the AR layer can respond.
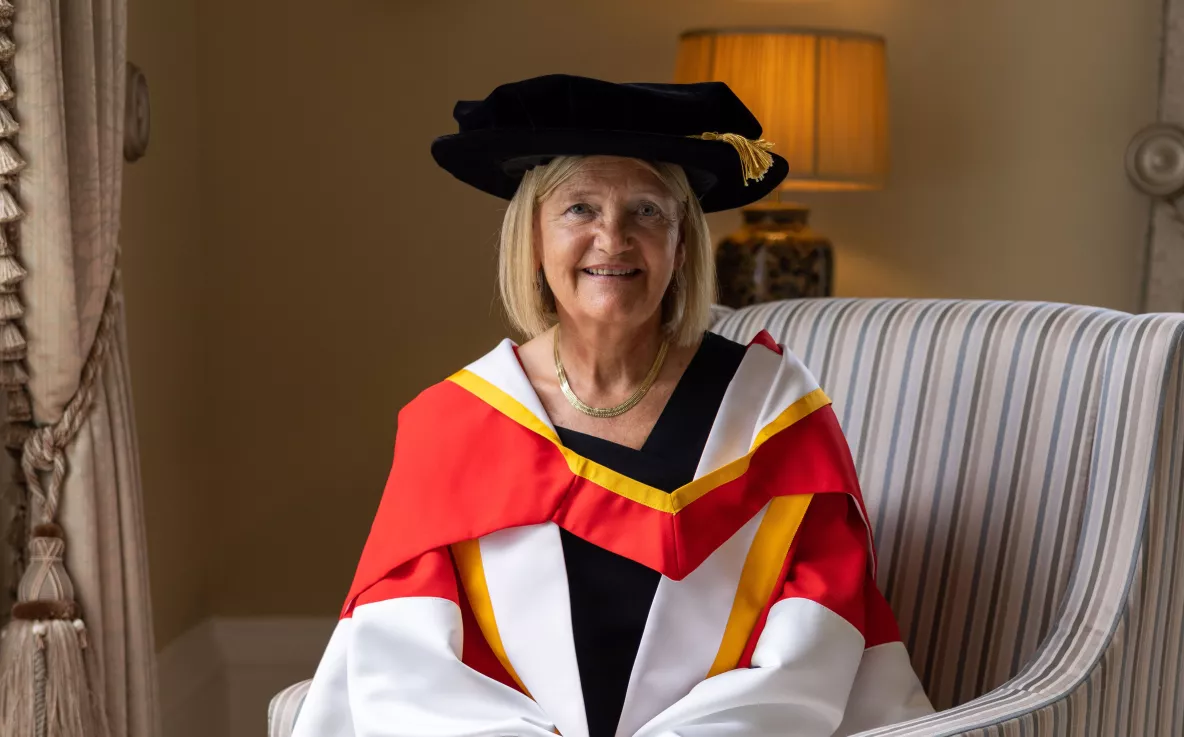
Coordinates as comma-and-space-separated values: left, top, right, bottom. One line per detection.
535, 156, 685, 335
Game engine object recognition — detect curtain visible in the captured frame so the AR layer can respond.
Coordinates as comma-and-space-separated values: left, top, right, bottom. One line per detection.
1, 0, 159, 734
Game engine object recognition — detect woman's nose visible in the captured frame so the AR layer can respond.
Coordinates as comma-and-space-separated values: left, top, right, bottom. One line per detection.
595, 214, 633, 255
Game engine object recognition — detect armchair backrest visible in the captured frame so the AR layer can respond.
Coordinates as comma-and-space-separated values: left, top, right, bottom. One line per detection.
714, 299, 1184, 713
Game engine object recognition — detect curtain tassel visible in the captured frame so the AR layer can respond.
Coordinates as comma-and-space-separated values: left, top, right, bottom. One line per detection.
0, 524, 109, 737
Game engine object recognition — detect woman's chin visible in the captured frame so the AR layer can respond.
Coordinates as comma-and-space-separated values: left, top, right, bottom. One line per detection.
565, 302, 660, 331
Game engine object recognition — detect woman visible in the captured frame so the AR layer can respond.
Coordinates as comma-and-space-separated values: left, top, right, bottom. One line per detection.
294, 75, 933, 737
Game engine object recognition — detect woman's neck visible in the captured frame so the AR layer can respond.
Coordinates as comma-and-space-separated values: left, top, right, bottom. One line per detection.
554, 319, 665, 395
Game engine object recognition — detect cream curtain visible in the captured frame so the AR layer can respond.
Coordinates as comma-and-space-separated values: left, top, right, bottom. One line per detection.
2, 0, 158, 735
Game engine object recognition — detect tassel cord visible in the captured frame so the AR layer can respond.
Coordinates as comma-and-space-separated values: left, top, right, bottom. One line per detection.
691, 131, 775, 185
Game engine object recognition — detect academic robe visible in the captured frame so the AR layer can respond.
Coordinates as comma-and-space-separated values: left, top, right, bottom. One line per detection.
293, 331, 934, 737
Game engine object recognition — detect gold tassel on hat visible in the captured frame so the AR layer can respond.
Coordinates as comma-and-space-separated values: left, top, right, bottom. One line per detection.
690, 132, 775, 185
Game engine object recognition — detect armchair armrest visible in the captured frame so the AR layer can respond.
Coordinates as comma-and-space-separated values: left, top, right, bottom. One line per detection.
268, 679, 312, 737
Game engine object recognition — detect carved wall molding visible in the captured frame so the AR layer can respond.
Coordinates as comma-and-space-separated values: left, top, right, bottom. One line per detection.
123, 62, 150, 163
1137, 0, 1184, 312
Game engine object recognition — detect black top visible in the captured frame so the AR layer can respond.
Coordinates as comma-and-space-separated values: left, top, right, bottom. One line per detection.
554, 332, 747, 737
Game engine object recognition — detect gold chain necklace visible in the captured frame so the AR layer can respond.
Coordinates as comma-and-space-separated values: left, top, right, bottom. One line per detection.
553, 326, 670, 419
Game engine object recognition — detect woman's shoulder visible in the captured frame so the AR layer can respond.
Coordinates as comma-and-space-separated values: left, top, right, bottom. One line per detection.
704, 329, 821, 397
676, 331, 747, 389
700, 330, 747, 360
396, 338, 524, 425
710, 329, 812, 366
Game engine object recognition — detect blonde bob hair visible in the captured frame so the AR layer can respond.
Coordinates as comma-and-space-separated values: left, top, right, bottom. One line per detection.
498, 156, 716, 346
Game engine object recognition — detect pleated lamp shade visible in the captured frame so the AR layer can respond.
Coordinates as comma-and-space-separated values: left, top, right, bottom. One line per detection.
675, 29, 889, 192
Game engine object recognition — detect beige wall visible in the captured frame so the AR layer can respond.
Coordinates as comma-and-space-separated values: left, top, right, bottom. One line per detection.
125, 0, 1163, 640
121, 0, 208, 647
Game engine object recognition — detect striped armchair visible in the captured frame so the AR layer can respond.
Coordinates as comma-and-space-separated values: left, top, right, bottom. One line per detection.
271, 299, 1184, 737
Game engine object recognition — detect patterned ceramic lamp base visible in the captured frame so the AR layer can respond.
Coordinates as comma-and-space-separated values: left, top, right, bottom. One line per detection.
715, 204, 834, 307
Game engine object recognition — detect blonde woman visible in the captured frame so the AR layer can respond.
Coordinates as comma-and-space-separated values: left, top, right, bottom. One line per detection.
294, 75, 933, 737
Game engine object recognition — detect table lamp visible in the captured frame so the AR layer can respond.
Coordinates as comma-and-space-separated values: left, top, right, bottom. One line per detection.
675, 28, 889, 304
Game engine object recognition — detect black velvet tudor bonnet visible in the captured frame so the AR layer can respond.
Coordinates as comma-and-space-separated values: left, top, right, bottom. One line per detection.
430, 74, 790, 213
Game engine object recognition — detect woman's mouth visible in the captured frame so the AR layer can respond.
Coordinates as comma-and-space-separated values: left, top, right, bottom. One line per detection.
583, 268, 640, 277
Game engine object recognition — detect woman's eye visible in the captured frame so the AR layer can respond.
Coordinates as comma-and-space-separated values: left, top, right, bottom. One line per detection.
638, 203, 660, 217
567, 203, 591, 216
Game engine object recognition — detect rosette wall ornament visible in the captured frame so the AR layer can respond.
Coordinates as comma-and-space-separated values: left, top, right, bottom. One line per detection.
1132, 0, 1184, 312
